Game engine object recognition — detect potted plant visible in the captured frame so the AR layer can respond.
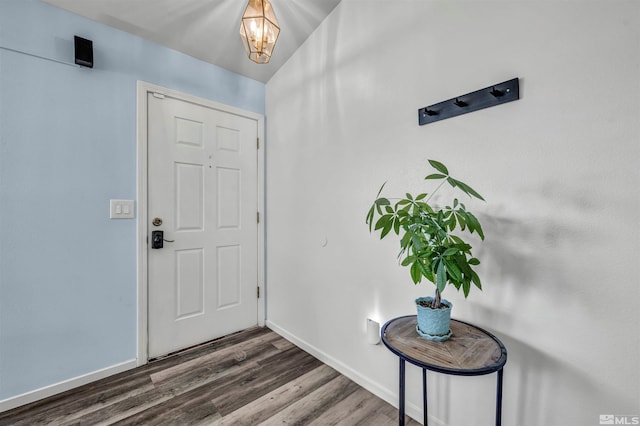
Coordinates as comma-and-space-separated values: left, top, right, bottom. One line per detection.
366, 160, 485, 341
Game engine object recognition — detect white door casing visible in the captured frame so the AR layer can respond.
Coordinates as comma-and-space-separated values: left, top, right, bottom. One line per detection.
137, 82, 265, 362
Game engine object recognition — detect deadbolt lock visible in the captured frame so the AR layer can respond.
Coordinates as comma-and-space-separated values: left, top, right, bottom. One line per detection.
152, 217, 163, 226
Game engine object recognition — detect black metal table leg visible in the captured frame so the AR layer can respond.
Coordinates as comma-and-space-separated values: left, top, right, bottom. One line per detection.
423, 368, 428, 426
496, 368, 504, 426
399, 358, 405, 426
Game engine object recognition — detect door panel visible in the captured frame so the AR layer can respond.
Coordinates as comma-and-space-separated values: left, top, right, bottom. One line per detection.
217, 167, 241, 228
175, 248, 204, 319
147, 94, 258, 358
175, 162, 204, 230
217, 245, 241, 308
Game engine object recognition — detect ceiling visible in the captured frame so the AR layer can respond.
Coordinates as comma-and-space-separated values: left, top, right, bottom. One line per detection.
42, 0, 343, 83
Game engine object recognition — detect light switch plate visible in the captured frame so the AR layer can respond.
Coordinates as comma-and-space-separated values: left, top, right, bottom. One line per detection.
110, 199, 135, 219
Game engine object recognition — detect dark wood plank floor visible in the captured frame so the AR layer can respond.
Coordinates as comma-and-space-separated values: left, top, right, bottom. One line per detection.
0, 327, 420, 425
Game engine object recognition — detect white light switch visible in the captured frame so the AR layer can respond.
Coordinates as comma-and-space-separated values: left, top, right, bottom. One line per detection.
110, 199, 135, 219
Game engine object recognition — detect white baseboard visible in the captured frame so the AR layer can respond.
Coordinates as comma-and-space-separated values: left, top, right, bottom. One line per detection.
266, 320, 440, 425
0, 359, 137, 413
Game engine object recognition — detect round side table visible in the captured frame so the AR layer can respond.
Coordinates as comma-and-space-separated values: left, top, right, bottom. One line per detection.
381, 315, 507, 426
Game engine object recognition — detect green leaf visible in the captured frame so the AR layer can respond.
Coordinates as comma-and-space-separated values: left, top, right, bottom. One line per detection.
443, 247, 459, 256
449, 235, 464, 245
366, 205, 375, 230
417, 260, 431, 280
444, 259, 462, 281
455, 211, 467, 231
451, 179, 485, 201
410, 233, 424, 251
410, 261, 422, 284
468, 257, 480, 266
425, 173, 446, 180
380, 221, 393, 239
401, 255, 416, 267
417, 202, 433, 214
447, 215, 456, 231
400, 232, 412, 249
436, 260, 447, 293
375, 181, 387, 198
454, 254, 473, 275
466, 212, 485, 240
375, 198, 390, 206
374, 214, 390, 231
415, 193, 428, 200
462, 280, 471, 297
471, 271, 482, 290
428, 160, 449, 175
423, 265, 435, 283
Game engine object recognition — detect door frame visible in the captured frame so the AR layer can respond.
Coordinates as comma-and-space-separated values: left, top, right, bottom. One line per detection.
136, 81, 266, 365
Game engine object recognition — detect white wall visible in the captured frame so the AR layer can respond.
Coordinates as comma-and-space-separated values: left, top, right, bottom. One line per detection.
266, 1, 639, 425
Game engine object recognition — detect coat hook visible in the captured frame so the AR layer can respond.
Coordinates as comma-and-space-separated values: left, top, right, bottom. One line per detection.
490, 87, 505, 98
418, 77, 519, 126
454, 98, 468, 107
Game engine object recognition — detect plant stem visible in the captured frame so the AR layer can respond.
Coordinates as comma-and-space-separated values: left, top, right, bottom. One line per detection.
425, 178, 448, 204
432, 288, 442, 309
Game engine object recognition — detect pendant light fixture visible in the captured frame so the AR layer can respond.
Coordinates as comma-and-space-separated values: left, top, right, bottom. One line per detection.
239, 0, 280, 64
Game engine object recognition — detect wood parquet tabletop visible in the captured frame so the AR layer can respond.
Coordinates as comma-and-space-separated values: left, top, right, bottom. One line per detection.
382, 316, 507, 375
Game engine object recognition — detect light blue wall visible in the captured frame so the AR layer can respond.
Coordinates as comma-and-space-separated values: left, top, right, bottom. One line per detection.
0, 0, 265, 400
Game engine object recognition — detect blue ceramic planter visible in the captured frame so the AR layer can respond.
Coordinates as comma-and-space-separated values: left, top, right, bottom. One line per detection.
415, 296, 453, 341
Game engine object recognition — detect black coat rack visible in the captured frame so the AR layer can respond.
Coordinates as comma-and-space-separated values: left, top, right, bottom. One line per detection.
418, 78, 519, 126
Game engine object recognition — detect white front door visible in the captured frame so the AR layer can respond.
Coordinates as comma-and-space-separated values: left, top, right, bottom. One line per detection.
147, 92, 259, 359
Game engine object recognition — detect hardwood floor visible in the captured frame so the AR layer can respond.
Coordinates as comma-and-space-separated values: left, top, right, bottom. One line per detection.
0, 327, 420, 425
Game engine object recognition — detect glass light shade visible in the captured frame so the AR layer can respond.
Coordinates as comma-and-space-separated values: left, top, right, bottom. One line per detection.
239, 0, 280, 64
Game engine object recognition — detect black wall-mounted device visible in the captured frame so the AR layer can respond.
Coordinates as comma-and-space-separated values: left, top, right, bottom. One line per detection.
74, 35, 93, 68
